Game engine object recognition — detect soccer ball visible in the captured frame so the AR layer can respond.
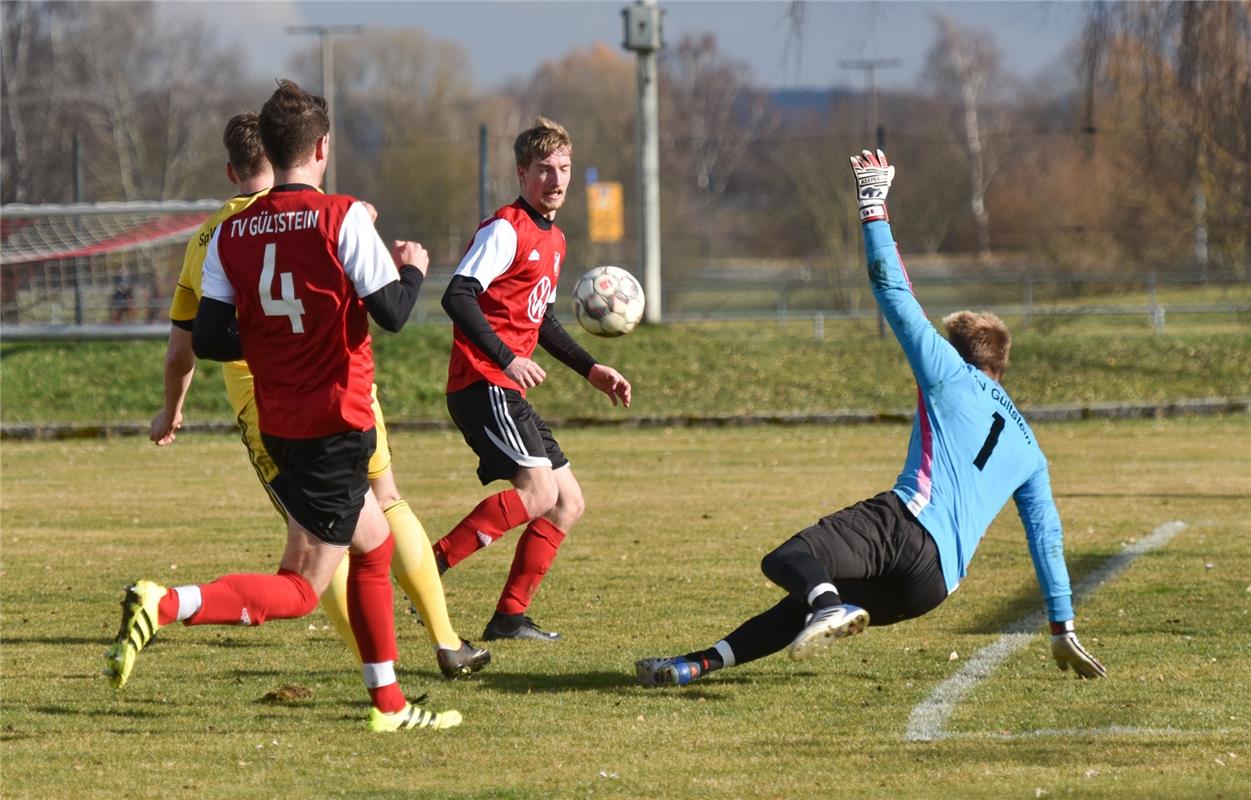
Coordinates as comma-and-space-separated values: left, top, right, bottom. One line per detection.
571, 266, 645, 337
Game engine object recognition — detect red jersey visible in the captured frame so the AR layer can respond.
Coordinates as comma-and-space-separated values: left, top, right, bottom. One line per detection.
200, 186, 400, 438
447, 199, 565, 394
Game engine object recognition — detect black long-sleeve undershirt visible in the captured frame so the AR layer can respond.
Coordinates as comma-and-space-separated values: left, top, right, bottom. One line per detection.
362, 265, 424, 332
441, 275, 517, 369
538, 307, 597, 377
192, 297, 243, 362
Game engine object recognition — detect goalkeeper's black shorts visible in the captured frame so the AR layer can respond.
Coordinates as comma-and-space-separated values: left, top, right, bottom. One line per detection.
796, 491, 948, 625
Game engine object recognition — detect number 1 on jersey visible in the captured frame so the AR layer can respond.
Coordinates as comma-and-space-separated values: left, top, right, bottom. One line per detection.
973, 411, 1006, 471
259, 243, 306, 333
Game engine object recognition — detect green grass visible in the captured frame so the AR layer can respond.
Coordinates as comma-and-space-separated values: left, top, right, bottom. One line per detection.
2, 417, 1249, 798
2, 317, 1249, 426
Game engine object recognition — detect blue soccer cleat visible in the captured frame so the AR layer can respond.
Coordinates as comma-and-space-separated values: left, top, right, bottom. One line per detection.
634, 656, 705, 688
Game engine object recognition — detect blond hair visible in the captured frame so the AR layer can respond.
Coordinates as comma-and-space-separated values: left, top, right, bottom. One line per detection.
513, 116, 572, 168
942, 310, 1011, 378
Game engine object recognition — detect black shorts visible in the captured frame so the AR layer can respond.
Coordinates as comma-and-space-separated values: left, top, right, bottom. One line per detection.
796, 491, 948, 625
262, 428, 376, 546
446, 381, 568, 485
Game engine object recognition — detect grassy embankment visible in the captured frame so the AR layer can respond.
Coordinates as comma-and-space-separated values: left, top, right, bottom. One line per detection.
2, 314, 1248, 427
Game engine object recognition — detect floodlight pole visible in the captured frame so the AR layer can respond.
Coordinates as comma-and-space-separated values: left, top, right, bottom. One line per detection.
839, 58, 901, 145
285, 24, 363, 194
622, 0, 664, 324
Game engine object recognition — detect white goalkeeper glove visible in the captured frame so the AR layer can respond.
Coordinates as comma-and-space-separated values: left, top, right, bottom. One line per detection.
1049, 620, 1107, 679
848, 148, 894, 223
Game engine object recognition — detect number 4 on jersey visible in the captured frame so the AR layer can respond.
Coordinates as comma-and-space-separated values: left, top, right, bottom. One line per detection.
259, 243, 306, 333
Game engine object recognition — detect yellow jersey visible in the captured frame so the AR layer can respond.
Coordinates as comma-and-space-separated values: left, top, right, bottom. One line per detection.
169, 190, 268, 414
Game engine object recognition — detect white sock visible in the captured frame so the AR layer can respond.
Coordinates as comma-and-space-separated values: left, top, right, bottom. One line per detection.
713, 640, 736, 668
807, 582, 839, 608
173, 585, 202, 621
362, 661, 397, 689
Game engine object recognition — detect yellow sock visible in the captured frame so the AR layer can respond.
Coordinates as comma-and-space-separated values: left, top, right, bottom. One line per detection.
319, 557, 361, 663
384, 500, 460, 650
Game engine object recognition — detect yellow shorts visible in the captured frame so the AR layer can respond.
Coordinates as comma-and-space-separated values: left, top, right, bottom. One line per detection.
225, 364, 393, 519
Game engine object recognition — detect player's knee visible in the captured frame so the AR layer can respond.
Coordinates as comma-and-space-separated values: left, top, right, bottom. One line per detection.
518, 482, 559, 519
277, 569, 321, 618
556, 491, 585, 527
760, 549, 781, 579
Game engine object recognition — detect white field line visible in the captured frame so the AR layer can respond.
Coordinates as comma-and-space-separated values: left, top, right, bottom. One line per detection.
904, 520, 1188, 743
951, 726, 1233, 741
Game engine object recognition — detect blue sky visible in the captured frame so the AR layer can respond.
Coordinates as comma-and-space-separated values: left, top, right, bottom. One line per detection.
161, 1, 1086, 91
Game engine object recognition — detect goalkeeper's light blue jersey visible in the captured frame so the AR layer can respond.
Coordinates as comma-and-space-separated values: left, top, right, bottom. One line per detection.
864, 220, 1074, 622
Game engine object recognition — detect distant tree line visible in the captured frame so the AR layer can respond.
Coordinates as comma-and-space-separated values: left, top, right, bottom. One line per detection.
3, 0, 1246, 307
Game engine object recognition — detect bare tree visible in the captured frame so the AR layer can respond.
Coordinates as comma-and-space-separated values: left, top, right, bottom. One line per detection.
925, 16, 1006, 257
660, 34, 776, 204
2, 1, 247, 203
1079, 0, 1250, 274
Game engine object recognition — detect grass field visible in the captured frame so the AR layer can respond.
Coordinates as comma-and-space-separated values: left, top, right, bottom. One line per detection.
2, 417, 1248, 798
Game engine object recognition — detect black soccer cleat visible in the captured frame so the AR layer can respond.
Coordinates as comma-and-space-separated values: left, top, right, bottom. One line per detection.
437, 638, 491, 679
481, 613, 562, 642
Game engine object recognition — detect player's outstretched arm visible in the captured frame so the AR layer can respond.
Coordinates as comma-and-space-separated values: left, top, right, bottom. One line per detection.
150, 325, 196, 445
1050, 620, 1107, 679
587, 364, 631, 408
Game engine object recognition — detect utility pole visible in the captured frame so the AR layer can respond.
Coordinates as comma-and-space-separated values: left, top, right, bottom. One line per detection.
478, 123, 490, 222
840, 58, 901, 145
285, 24, 363, 194
841, 59, 898, 339
622, 0, 664, 324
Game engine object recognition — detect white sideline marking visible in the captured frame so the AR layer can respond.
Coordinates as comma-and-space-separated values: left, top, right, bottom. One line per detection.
953, 726, 1232, 741
904, 520, 1187, 743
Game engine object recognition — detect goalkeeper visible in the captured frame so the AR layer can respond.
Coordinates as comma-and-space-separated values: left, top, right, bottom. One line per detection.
637, 149, 1105, 687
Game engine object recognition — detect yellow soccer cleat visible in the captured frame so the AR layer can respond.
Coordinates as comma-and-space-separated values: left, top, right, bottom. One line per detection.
103, 580, 166, 689
368, 702, 462, 733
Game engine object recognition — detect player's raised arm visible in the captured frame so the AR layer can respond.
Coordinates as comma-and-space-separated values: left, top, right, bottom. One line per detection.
850, 150, 966, 391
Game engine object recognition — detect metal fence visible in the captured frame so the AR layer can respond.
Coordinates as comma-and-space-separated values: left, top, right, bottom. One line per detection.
1, 267, 1246, 342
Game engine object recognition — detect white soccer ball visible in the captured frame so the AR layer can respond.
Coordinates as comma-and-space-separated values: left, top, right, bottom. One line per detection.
571, 266, 645, 337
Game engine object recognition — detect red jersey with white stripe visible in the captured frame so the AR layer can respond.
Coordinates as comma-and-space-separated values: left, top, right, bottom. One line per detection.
447, 199, 565, 394
200, 186, 399, 439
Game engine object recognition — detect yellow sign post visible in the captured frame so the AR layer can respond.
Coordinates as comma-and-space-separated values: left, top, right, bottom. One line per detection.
587, 181, 624, 243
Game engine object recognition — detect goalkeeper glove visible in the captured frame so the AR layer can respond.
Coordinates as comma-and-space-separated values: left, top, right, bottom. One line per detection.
1049, 620, 1107, 679
849, 148, 894, 223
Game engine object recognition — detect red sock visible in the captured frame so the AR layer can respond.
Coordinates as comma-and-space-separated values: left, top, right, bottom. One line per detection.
349, 536, 405, 713
497, 518, 566, 615
185, 569, 318, 626
348, 535, 397, 664
434, 489, 530, 568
